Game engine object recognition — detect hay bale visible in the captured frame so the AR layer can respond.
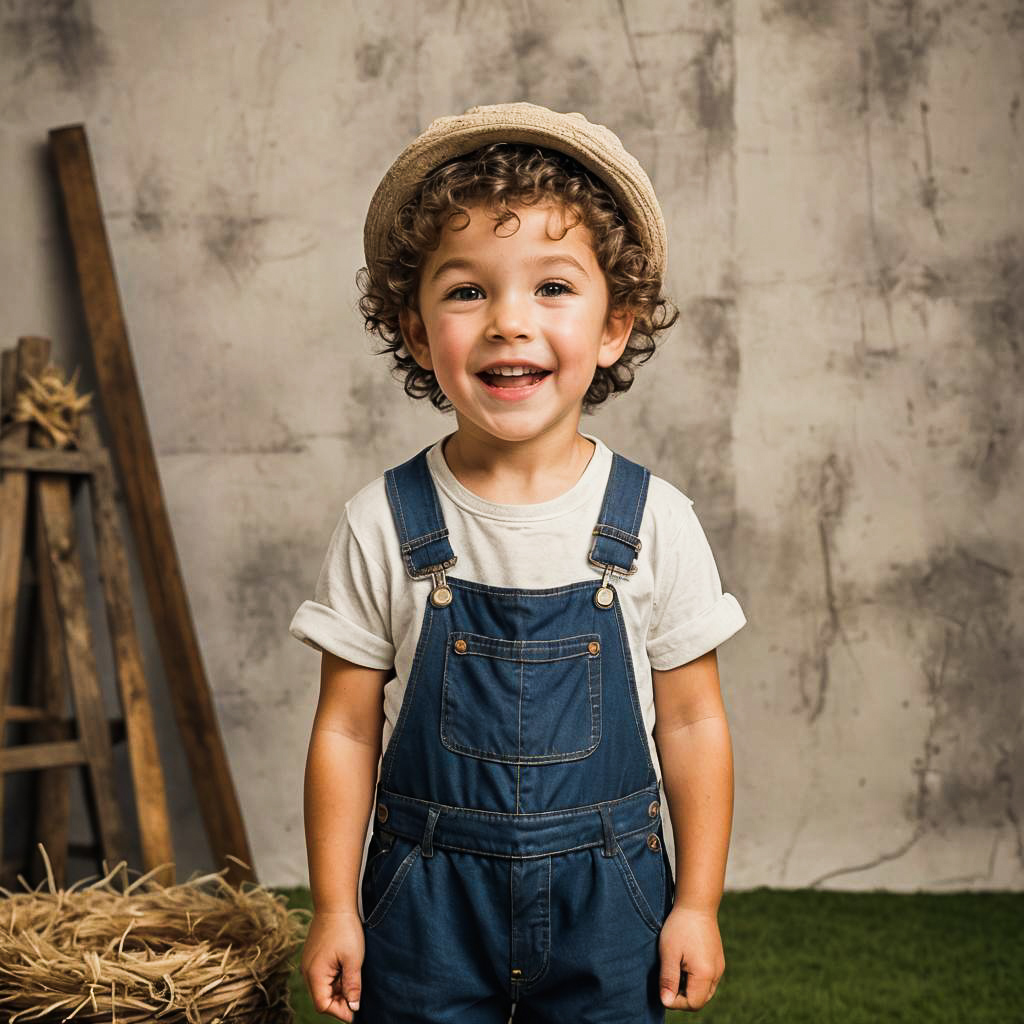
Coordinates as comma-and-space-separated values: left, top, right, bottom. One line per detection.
0, 850, 308, 1023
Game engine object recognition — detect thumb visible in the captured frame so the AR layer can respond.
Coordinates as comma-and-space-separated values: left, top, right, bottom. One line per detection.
659, 955, 683, 1007
341, 954, 362, 1012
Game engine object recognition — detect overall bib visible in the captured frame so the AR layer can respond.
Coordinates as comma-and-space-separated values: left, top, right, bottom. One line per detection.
358, 444, 673, 1023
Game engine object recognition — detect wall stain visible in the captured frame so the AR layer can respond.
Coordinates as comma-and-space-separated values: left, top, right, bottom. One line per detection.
869, 1, 944, 121
912, 100, 945, 237
199, 184, 269, 284
916, 233, 1024, 497
797, 453, 851, 722
640, 296, 740, 557
1006, 0, 1024, 32
763, 0, 842, 30
694, 27, 735, 151
231, 537, 311, 665
353, 38, 391, 81
874, 546, 1023, 863
348, 367, 402, 455
1, 0, 109, 91
131, 162, 171, 236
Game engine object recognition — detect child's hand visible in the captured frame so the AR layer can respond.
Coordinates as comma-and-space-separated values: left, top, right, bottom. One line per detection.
300, 910, 365, 1021
657, 905, 725, 1012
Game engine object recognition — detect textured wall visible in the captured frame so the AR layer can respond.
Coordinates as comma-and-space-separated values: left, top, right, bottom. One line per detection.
1, 0, 1021, 889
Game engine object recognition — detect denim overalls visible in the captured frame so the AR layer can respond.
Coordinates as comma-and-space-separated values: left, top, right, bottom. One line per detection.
358, 443, 673, 1023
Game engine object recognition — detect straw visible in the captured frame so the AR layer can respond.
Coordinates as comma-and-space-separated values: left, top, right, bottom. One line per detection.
0, 846, 309, 1024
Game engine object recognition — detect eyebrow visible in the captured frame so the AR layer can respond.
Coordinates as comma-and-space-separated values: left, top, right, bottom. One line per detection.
428, 254, 591, 283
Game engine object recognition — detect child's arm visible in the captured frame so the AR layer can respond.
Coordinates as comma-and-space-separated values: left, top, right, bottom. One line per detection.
651, 648, 734, 1012
301, 650, 389, 1022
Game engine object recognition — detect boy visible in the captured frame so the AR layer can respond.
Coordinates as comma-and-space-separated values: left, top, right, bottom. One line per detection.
290, 102, 746, 1022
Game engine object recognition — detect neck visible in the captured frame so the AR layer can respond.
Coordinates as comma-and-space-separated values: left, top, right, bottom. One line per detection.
442, 424, 596, 505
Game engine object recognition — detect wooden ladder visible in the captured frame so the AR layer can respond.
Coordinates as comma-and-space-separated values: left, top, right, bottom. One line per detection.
0, 336, 173, 887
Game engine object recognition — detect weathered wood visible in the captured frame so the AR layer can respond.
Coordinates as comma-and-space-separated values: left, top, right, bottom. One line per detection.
0, 345, 38, 729
26, 356, 126, 872
0, 740, 86, 773
29, 471, 73, 887
0, 340, 48, 856
80, 412, 174, 882
50, 124, 253, 882
0, 447, 96, 474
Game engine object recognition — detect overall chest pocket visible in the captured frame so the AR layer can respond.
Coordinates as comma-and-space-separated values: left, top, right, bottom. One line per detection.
441, 631, 602, 764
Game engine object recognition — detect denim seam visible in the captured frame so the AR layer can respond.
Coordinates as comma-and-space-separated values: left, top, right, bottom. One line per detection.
613, 597, 658, 781
378, 786, 659, 821
612, 844, 662, 935
382, 601, 435, 790
363, 843, 421, 930
377, 822, 655, 861
521, 856, 552, 989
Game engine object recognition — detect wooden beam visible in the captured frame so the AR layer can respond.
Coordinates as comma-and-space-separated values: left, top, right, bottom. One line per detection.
29, 447, 73, 888
0, 447, 97, 474
80, 412, 174, 882
0, 346, 37, 735
49, 124, 254, 883
0, 740, 87, 773
0, 341, 46, 857
26, 364, 125, 871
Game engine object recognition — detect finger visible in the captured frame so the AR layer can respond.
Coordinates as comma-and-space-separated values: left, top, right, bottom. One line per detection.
307, 961, 350, 1022
680, 972, 714, 1010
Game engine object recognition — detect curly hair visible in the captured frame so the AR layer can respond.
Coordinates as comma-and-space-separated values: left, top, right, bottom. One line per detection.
356, 142, 679, 414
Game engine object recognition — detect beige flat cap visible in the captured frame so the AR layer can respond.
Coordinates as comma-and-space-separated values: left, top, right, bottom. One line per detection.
363, 101, 667, 278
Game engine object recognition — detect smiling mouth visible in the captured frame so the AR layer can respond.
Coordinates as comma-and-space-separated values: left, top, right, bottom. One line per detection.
477, 370, 552, 389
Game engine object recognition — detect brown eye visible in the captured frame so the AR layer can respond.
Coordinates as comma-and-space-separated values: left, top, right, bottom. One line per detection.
539, 282, 572, 297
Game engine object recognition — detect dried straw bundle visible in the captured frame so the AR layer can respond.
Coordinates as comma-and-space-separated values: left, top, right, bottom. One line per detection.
1, 364, 92, 448
0, 852, 308, 1024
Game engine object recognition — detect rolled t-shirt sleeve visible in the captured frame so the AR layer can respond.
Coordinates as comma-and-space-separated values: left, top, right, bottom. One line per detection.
289, 507, 395, 670
646, 500, 746, 671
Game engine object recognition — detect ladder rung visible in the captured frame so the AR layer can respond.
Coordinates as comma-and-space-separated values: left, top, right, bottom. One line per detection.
5, 705, 52, 723
0, 740, 87, 773
0, 446, 97, 474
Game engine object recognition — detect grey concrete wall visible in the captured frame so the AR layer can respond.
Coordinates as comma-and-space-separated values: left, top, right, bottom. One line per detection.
1, 0, 1021, 889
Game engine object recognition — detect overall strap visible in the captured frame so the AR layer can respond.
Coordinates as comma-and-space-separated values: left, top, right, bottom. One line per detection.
589, 451, 651, 576
383, 444, 457, 580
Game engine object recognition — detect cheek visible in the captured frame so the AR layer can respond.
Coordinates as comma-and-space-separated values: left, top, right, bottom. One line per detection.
422, 322, 471, 379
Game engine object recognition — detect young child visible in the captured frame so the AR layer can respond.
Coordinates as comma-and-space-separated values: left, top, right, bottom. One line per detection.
290, 102, 746, 1023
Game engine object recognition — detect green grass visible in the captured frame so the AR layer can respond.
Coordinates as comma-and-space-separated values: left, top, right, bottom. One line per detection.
276, 887, 1024, 1022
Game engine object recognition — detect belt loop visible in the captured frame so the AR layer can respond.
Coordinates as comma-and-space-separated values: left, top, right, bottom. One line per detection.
598, 804, 617, 858
421, 806, 440, 859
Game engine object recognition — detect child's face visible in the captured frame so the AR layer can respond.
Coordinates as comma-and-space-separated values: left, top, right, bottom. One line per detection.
399, 200, 634, 448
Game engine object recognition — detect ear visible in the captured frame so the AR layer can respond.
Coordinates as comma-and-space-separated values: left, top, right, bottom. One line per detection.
399, 306, 433, 371
596, 305, 635, 368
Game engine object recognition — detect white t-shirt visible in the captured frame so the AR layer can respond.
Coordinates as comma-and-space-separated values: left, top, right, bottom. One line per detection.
290, 430, 746, 870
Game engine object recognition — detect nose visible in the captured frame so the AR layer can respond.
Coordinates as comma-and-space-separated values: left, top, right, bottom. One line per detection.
485, 289, 534, 342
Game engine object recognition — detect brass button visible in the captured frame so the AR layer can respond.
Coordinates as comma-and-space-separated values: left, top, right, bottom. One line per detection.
430, 584, 453, 608
454, 638, 468, 654
646, 833, 661, 852
588, 641, 600, 655
648, 800, 660, 818
376, 802, 389, 823
594, 586, 614, 609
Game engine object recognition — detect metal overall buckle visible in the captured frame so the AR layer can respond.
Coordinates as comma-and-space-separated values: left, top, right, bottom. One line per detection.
588, 528, 640, 609
427, 566, 453, 607
409, 557, 457, 608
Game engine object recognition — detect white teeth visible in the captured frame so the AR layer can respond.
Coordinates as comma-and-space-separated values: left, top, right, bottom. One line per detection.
483, 365, 546, 376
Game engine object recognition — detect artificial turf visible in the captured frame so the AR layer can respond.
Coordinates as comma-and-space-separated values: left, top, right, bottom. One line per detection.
276, 887, 1024, 1022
